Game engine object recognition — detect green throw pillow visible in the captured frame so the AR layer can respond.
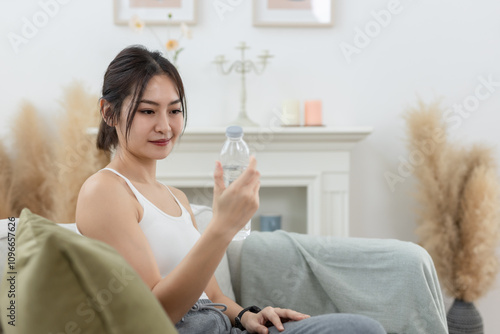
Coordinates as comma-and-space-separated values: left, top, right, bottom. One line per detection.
0, 209, 177, 334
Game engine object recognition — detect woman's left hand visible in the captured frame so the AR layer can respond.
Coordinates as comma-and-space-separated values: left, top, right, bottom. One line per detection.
242, 306, 310, 333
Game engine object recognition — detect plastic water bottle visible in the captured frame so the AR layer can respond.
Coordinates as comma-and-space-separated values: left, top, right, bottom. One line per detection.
220, 125, 251, 241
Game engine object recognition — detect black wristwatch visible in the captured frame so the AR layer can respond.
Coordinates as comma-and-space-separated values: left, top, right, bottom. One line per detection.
235, 305, 261, 330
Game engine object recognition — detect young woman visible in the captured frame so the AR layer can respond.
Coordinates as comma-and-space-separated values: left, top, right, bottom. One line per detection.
75, 45, 386, 334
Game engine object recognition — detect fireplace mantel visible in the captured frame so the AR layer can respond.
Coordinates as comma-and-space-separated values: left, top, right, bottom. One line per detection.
156, 126, 372, 237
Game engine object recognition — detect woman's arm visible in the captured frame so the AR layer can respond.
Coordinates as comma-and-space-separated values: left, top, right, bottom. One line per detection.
173, 173, 309, 334
76, 158, 260, 324
151, 158, 260, 322
170, 187, 245, 323
150, 221, 233, 322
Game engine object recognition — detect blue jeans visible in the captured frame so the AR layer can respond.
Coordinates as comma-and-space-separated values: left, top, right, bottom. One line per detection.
175, 299, 386, 334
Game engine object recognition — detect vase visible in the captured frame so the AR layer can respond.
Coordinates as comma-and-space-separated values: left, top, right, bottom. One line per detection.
447, 299, 483, 334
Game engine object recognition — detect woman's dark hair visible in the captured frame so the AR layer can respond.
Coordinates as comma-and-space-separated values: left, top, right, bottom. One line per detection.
97, 45, 187, 151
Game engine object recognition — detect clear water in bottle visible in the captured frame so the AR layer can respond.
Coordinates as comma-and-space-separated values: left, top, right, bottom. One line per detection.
222, 165, 246, 187
220, 126, 252, 241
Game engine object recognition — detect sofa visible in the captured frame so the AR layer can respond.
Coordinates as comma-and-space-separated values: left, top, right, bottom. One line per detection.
0, 205, 449, 334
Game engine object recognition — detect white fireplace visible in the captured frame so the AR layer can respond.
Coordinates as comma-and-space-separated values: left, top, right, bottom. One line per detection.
156, 126, 372, 237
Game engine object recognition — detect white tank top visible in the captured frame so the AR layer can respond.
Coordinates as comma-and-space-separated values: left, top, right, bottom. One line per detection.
75, 167, 208, 300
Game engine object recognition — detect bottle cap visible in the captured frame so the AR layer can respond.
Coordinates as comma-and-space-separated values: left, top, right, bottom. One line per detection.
225, 125, 243, 138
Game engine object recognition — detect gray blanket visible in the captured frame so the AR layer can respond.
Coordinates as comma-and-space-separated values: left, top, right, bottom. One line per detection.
239, 231, 448, 334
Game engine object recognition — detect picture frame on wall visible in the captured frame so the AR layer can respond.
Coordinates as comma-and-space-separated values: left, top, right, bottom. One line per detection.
253, 0, 333, 27
113, 0, 197, 25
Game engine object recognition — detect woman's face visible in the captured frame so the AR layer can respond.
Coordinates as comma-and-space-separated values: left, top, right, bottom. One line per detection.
116, 74, 184, 161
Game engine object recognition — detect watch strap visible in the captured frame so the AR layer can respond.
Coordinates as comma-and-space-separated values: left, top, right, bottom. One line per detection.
235, 305, 261, 330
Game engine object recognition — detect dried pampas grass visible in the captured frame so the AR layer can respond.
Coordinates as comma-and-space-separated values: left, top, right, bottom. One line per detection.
0, 141, 13, 218
51, 81, 110, 223
2, 82, 109, 223
9, 102, 55, 219
405, 101, 462, 296
405, 99, 500, 302
455, 149, 500, 301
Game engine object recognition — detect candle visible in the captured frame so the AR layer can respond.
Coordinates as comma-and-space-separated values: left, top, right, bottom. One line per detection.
304, 100, 323, 126
214, 55, 225, 63
281, 100, 300, 126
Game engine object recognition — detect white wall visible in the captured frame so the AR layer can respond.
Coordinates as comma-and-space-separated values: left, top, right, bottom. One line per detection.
1, 0, 499, 331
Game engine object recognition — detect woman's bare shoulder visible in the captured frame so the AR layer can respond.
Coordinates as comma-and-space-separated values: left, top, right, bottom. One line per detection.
76, 170, 140, 228
168, 185, 189, 205
79, 170, 129, 199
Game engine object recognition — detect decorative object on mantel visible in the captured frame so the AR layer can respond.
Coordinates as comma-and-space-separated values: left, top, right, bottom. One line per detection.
280, 99, 324, 127
405, 100, 500, 334
253, 0, 334, 27
304, 99, 323, 126
114, 0, 197, 25
213, 42, 273, 127
281, 99, 301, 126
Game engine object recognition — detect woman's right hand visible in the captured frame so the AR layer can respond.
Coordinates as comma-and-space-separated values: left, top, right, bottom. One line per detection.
212, 155, 260, 236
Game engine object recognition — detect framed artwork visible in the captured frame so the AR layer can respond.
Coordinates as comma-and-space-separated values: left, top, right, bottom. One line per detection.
253, 0, 333, 27
114, 0, 197, 25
